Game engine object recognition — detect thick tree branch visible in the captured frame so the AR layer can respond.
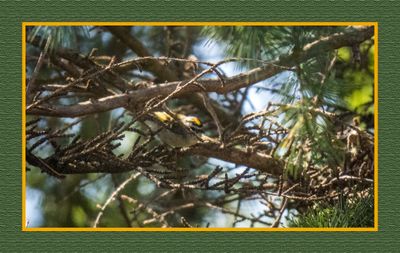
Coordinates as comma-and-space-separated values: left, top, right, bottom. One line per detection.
183, 142, 283, 175
26, 63, 283, 117
27, 26, 374, 118
280, 26, 374, 65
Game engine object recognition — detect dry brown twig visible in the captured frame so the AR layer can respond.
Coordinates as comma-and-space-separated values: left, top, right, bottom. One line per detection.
93, 172, 141, 228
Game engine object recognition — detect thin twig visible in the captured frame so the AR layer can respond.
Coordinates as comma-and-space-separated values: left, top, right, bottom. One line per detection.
93, 172, 140, 228
200, 92, 224, 142
271, 197, 288, 228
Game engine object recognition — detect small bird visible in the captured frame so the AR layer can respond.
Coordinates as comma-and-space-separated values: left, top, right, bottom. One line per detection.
145, 111, 203, 147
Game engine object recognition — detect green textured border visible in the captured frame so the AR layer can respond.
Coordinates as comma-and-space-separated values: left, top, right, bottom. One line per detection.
1, 0, 398, 251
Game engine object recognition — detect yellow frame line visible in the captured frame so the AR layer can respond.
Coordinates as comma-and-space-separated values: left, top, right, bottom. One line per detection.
22, 21, 377, 26
373, 23, 379, 230
22, 23, 27, 230
22, 21, 378, 232
23, 227, 377, 232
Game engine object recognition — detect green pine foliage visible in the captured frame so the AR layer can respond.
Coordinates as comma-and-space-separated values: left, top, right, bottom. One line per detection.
288, 194, 374, 227
28, 26, 90, 53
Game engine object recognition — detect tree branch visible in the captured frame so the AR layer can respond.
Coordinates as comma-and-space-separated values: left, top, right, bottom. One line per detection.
183, 142, 283, 175
26, 26, 374, 118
